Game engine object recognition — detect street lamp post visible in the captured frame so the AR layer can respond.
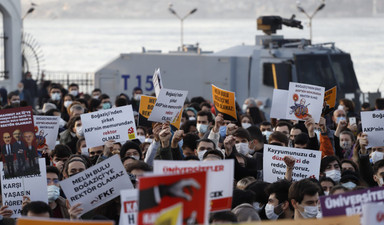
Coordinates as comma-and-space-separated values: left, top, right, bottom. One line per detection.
296, 0, 325, 43
168, 5, 197, 52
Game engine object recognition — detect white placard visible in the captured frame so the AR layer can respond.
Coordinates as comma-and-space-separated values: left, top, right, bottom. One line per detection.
263, 144, 321, 183
153, 159, 234, 212
270, 89, 288, 119
0, 158, 48, 218
286, 82, 325, 123
60, 155, 133, 215
148, 88, 188, 123
81, 105, 137, 148
120, 189, 138, 225
33, 115, 60, 150
362, 202, 384, 225
153, 68, 163, 98
361, 111, 384, 148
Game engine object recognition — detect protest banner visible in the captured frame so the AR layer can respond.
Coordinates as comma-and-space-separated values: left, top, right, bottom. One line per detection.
0, 158, 47, 217
286, 82, 325, 123
17, 217, 114, 225
212, 85, 237, 121
263, 144, 321, 183
148, 88, 188, 123
361, 110, 384, 148
153, 68, 163, 98
139, 95, 183, 130
362, 202, 384, 225
0, 106, 40, 178
120, 189, 138, 225
138, 171, 209, 225
153, 159, 234, 212
33, 115, 60, 151
270, 89, 288, 119
60, 155, 133, 215
238, 215, 360, 225
81, 105, 137, 148
320, 185, 384, 217
154, 203, 183, 225
322, 86, 337, 115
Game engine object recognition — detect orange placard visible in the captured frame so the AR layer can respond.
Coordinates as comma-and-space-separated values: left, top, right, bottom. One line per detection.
17, 218, 114, 225
212, 85, 237, 121
324, 86, 337, 109
239, 214, 359, 225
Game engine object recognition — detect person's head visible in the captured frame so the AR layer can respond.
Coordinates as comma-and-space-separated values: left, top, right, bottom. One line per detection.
268, 131, 289, 147
265, 179, 293, 220
247, 125, 264, 152
339, 170, 360, 190
21, 201, 52, 218
181, 120, 197, 134
2, 132, 11, 144
46, 166, 61, 203
89, 98, 102, 112
132, 87, 143, 101
7, 91, 20, 105
373, 159, 384, 187
209, 211, 238, 224
260, 121, 272, 132
330, 185, 348, 195
50, 144, 71, 166
196, 139, 216, 160
12, 129, 21, 141
332, 109, 346, 124
341, 159, 358, 173
185, 107, 197, 119
112, 142, 122, 155
290, 123, 306, 141
233, 128, 251, 155
63, 155, 89, 178
293, 133, 308, 149
289, 179, 320, 219
89, 145, 104, 158
240, 115, 254, 129
125, 160, 152, 176
242, 97, 257, 112
76, 137, 87, 155
181, 133, 199, 157
196, 111, 213, 134
49, 84, 62, 101
202, 149, 224, 161
91, 88, 102, 99
199, 102, 211, 112
69, 103, 85, 118
120, 141, 142, 160
375, 98, 384, 110
236, 176, 256, 190
245, 181, 270, 210
370, 146, 384, 164
22, 131, 34, 145
321, 156, 341, 183
339, 99, 355, 113
68, 83, 79, 96
361, 102, 371, 111
339, 131, 355, 150
275, 122, 292, 139
319, 177, 335, 196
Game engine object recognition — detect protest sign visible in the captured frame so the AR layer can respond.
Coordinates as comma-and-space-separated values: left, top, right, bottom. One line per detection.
81, 105, 137, 148
148, 88, 188, 123
120, 189, 138, 225
286, 82, 325, 123
270, 89, 288, 119
320, 185, 384, 217
154, 203, 183, 225
153, 160, 234, 212
212, 85, 237, 121
362, 202, 384, 225
263, 144, 321, 183
0, 158, 47, 217
138, 171, 209, 225
139, 95, 183, 130
60, 155, 133, 215
153, 68, 163, 98
238, 215, 360, 225
33, 115, 60, 151
323, 86, 337, 115
17, 218, 114, 225
361, 110, 384, 148
0, 106, 40, 178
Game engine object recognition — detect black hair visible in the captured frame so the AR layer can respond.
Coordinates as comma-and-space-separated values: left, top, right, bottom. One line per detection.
231, 189, 255, 209
375, 98, 384, 110
320, 155, 341, 173
276, 121, 292, 131
373, 159, 384, 174
50, 144, 72, 158
125, 161, 152, 173
196, 138, 216, 150
245, 181, 270, 204
294, 132, 309, 146
68, 83, 79, 89
183, 155, 200, 161
233, 128, 251, 141
265, 179, 293, 210
120, 141, 142, 159
247, 125, 264, 143
182, 133, 199, 151
46, 166, 60, 178
288, 178, 320, 204
99, 94, 110, 101
268, 131, 289, 146
21, 201, 53, 217
203, 149, 224, 160
209, 211, 238, 223
197, 110, 213, 124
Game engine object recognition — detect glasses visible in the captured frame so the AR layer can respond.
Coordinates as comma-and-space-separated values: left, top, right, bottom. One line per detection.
47, 178, 60, 185
89, 150, 103, 156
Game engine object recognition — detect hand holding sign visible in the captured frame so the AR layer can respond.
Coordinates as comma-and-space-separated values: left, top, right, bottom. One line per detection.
319, 117, 327, 133
304, 114, 315, 138
67, 201, 83, 220
0, 205, 13, 218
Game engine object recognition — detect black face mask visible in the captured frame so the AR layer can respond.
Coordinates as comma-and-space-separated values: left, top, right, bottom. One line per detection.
89, 155, 99, 165
69, 172, 78, 177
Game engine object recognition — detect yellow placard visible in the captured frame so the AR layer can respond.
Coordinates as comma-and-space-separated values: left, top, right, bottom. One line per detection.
17, 218, 113, 225
324, 86, 337, 109
239, 214, 360, 225
212, 85, 237, 121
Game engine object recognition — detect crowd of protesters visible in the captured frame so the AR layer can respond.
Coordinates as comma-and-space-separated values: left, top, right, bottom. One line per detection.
0, 73, 383, 224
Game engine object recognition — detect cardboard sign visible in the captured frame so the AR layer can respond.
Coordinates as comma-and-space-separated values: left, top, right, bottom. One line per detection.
0, 106, 40, 178
120, 189, 138, 225
81, 105, 137, 148
286, 82, 325, 123
154, 203, 183, 225
263, 144, 321, 183
237, 215, 360, 225
153, 160, 234, 212
138, 171, 209, 225
0, 158, 47, 217
139, 95, 183, 130
17, 218, 114, 225
148, 88, 188, 123
361, 110, 384, 148
212, 85, 237, 121
362, 202, 384, 225
270, 89, 289, 119
153, 68, 163, 98
60, 155, 133, 215
324, 86, 337, 109
33, 115, 60, 151
320, 185, 384, 217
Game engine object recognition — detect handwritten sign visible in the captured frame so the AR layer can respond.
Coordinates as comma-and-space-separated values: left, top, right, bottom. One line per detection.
212, 85, 237, 121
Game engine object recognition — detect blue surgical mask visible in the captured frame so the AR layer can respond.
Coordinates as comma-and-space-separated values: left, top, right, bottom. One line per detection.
102, 102, 112, 109
219, 126, 227, 137
197, 124, 208, 134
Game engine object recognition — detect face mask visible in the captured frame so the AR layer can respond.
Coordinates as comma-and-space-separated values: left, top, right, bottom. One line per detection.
253, 202, 263, 213
189, 116, 196, 121
325, 169, 341, 183
59, 118, 66, 128
340, 141, 352, 150
299, 205, 318, 218
342, 181, 357, 189
265, 203, 282, 220
47, 185, 60, 202
64, 100, 72, 108
144, 138, 153, 143
11, 100, 20, 104
70, 90, 78, 96
134, 94, 142, 101
81, 147, 89, 156
316, 208, 322, 219
242, 123, 251, 129
102, 102, 112, 109
197, 150, 207, 161
336, 116, 346, 124
249, 149, 255, 155
219, 126, 227, 137
89, 155, 99, 165
93, 95, 100, 99
379, 178, 384, 187
76, 126, 84, 137
314, 129, 321, 143
242, 104, 248, 112
236, 143, 250, 156
51, 93, 61, 101
131, 155, 140, 160
324, 191, 329, 196
197, 124, 208, 134
337, 105, 345, 111
137, 135, 146, 143
262, 131, 273, 142
371, 151, 384, 164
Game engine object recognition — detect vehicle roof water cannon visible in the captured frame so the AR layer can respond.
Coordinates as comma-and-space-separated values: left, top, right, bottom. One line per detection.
257, 15, 303, 35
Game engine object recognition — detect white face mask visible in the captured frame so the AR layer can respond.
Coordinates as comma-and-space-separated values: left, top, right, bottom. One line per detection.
197, 150, 207, 161
324, 191, 330, 196
262, 131, 273, 142
197, 124, 208, 134
235, 143, 250, 156
242, 122, 252, 129
47, 185, 60, 202
189, 116, 196, 121
299, 205, 318, 218
325, 169, 341, 183
76, 126, 84, 137
131, 155, 140, 160
253, 202, 263, 213
134, 94, 142, 101
69, 90, 78, 96
137, 135, 146, 143
93, 95, 100, 99
144, 138, 153, 143
242, 104, 248, 112
379, 178, 384, 187
371, 151, 384, 164
337, 105, 345, 111
342, 181, 357, 190
51, 93, 61, 101
64, 100, 73, 108
265, 203, 282, 220
340, 141, 352, 150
